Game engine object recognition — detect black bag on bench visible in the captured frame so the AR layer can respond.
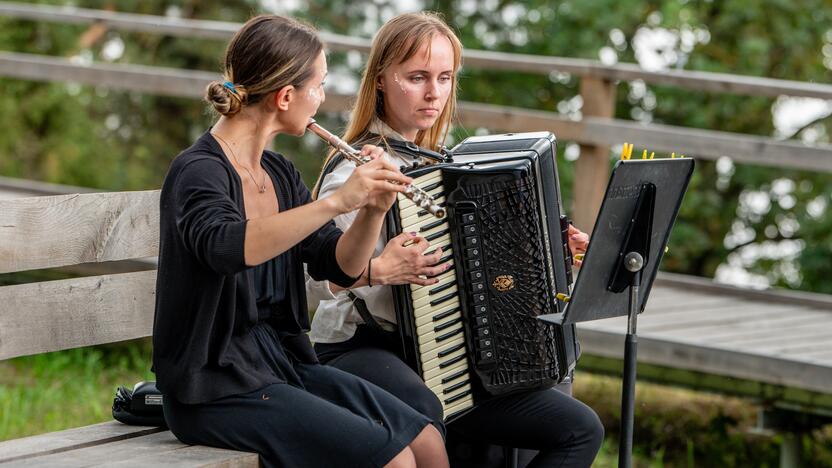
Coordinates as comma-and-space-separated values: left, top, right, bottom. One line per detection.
112, 381, 167, 427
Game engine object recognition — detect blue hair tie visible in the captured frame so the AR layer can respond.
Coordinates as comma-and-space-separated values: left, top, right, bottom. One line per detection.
223, 80, 238, 95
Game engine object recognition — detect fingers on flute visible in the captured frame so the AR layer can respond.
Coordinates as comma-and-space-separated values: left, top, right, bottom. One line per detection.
360, 144, 385, 159
377, 158, 410, 177
377, 180, 408, 193
374, 169, 411, 185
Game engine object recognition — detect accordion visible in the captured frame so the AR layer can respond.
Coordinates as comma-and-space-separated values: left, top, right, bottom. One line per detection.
388, 132, 579, 421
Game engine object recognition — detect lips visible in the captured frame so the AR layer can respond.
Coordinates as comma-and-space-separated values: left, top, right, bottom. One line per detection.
419, 108, 439, 115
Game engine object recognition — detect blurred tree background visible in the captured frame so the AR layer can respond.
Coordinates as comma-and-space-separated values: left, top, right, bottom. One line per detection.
1, 0, 830, 292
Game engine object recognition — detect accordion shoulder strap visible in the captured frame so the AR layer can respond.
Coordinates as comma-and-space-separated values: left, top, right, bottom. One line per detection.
318, 133, 431, 333
347, 292, 384, 332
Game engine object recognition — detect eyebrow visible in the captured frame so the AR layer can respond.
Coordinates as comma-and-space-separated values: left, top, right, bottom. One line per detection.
406, 69, 454, 75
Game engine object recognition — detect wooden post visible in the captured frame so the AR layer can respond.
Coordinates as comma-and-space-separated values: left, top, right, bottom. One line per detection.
779, 432, 801, 468
573, 77, 616, 232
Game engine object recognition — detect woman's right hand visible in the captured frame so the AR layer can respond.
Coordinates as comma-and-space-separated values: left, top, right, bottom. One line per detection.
372, 232, 451, 286
330, 148, 412, 214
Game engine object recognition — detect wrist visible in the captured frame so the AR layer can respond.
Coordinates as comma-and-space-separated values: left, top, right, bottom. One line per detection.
369, 257, 385, 286
361, 205, 388, 218
321, 195, 345, 216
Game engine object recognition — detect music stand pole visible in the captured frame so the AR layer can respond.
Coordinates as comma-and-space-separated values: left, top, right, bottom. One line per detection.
619, 252, 644, 468
538, 160, 695, 468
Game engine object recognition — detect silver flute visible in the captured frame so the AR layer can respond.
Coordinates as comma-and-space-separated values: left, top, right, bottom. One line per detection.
307, 119, 446, 218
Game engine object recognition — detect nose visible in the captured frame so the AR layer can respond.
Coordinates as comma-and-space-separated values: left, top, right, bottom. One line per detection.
425, 79, 440, 100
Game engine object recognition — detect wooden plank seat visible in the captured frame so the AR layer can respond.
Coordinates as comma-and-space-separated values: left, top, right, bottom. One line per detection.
0, 191, 258, 466
0, 422, 258, 467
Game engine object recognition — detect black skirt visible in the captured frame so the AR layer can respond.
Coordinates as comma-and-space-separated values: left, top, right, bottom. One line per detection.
163, 322, 431, 468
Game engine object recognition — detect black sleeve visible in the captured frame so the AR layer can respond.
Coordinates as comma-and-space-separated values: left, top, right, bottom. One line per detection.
289, 163, 357, 288
172, 158, 248, 275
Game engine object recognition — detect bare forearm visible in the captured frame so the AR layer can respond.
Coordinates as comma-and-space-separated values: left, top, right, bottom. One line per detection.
327, 256, 380, 294
244, 197, 341, 266
335, 209, 385, 278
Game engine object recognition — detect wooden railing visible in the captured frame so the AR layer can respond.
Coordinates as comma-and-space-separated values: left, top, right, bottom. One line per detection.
1, 1, 831, 231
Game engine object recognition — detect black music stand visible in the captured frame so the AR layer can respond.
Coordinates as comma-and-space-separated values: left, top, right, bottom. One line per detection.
538, 157, 694, 468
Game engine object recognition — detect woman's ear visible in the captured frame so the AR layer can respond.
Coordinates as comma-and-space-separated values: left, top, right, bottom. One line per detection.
376, 76, 384, 91
273, 85, 295, 111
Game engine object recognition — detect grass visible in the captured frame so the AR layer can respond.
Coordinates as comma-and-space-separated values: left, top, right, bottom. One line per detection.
2, 342, 831, 467
0, 339, 153, 441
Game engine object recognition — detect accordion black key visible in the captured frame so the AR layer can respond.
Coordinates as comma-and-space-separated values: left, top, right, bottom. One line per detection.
389, 132, 579, 421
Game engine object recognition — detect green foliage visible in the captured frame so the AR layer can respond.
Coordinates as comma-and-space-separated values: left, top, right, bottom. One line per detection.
575, 374, 832, 467
0, 339, 153, 441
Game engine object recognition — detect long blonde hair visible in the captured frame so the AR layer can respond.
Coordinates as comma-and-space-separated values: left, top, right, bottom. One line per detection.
313, 12, 462, 197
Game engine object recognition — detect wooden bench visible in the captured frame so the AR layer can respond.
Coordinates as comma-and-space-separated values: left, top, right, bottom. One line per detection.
0, 190, 258, 466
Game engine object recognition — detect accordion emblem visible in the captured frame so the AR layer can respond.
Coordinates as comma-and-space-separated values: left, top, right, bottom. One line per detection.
492, 275, 515, 292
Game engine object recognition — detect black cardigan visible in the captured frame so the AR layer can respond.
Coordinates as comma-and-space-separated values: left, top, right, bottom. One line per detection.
152, 131, 356, 404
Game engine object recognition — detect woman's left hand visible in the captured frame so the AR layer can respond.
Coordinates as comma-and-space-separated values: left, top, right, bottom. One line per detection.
567, 224, 589, 267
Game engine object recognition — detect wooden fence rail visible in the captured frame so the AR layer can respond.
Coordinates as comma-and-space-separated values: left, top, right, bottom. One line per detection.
1, 51, 829, 175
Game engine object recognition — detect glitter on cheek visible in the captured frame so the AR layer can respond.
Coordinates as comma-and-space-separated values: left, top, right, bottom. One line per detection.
393, 73, 408, 95
306, 86, 322, 106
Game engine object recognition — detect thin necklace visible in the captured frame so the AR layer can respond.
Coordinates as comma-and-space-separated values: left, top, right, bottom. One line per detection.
212, 132, 267, 193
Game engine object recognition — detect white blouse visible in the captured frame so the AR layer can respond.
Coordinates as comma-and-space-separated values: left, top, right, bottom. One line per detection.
307, 120, 421, 344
